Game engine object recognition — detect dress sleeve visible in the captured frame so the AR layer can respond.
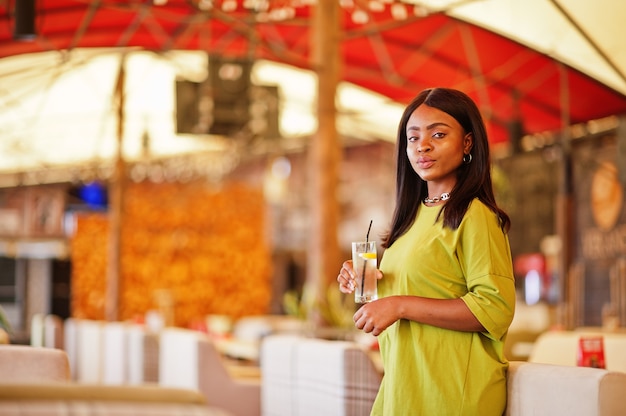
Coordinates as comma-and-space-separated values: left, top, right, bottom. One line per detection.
457, 201, 516, 341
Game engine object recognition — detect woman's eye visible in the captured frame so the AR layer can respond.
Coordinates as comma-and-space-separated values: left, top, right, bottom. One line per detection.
408, 135, 418, 142
433, 132, 445, 138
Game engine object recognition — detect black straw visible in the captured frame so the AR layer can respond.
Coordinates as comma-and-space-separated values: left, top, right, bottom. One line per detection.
360, 220, 373, 298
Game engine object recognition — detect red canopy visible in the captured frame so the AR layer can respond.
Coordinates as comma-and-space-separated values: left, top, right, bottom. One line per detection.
1, 0, 625, 145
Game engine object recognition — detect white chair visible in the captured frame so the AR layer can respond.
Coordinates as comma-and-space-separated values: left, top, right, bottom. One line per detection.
260, 334, 382, 416
529, 330, 626, 372
159, 327, 261, 416
30, 313, 45, 347
260, 335, 301, 416
75, 319, 104, 383
506, 361, 626, 416
102, 321, 127, 385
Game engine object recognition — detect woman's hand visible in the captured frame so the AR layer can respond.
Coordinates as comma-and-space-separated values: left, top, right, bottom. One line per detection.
353, 297, 398, 336
337, 260, 384, 294
337, 260, 356, 294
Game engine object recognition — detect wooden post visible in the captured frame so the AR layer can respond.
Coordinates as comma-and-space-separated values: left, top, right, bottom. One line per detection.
105, 55, 127, 322
307, 0, 342, 326
556, 63, 574, 328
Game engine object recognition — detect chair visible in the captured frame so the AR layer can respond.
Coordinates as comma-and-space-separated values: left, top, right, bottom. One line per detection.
159, 327, 261, 416
506, 361, 626, 416
63, 317, 79, 380
505, 301, 553, 360
528, 330, 626, 372
126, 323, 160, 384
0, 344, 70, 383
43, 314, 65, 349
260, 334, 382, 416
31, 314, 64, 349
75, 319, 105, 383
30, 313, 45, 347
102, 321, 127, 384
260, 334, 300, 416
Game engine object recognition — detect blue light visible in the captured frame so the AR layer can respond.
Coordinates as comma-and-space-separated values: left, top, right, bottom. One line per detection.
78, 182, 107, 207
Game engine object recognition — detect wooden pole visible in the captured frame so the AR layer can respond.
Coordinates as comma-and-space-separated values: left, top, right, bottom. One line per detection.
307, 0, 342, 326
105, 55, 127, 321
556, 63, 574, 328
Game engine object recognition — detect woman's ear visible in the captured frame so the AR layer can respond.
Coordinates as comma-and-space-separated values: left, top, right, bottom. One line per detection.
464, 132, 473, 154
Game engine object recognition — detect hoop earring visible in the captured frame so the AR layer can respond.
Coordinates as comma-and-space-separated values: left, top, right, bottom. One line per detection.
463, 153, 472, 164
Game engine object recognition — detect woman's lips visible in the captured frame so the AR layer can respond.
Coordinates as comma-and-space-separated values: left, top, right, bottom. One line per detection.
416, 157, 434, 169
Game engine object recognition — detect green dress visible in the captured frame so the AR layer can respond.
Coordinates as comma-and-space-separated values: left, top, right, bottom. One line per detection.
372, 199, 516, 415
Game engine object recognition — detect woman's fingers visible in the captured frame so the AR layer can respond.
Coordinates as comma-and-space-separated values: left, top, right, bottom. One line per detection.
337, 260, 355, 293
338, 260, 383, 292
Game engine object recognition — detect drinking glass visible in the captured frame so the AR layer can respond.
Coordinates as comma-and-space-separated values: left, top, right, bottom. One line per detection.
352, 241, 378, 303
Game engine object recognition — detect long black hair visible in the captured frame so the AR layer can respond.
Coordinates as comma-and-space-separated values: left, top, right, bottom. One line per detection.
381, 87, 510, 249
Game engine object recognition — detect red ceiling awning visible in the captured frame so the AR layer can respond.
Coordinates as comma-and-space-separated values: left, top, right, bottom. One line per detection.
1, 0, 625, 145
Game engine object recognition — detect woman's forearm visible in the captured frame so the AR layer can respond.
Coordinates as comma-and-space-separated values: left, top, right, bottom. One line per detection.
393, 295, 485, 332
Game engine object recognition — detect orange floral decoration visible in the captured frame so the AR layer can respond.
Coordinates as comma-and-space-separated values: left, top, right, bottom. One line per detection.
70, 181, 272, 326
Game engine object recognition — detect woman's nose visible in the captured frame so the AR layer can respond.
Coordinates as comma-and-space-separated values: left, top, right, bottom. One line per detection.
417, 138, 431, 152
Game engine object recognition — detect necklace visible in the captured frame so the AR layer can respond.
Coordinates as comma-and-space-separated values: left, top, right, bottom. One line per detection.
424, 192, 451, 204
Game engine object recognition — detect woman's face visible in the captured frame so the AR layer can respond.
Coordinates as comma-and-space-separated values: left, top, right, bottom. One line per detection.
405, 104, 472, 189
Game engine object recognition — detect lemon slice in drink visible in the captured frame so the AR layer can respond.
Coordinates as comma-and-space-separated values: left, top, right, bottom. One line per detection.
360, 253, 377, 259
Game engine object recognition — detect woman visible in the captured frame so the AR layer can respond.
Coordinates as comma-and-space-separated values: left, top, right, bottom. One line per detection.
338, 87, 516, 415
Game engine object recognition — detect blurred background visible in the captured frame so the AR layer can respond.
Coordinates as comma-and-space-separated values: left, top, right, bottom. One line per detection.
0, 0, 625, 345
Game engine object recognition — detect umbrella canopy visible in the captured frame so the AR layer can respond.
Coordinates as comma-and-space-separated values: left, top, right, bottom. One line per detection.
0, 49, 406, 175
0, 0, 625, 147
